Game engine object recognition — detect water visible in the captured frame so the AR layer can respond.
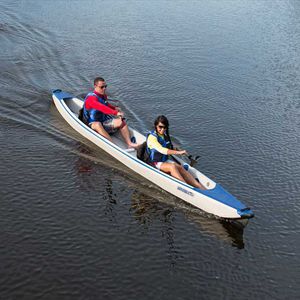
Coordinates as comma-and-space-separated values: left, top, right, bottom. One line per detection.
1, 0, 299, 299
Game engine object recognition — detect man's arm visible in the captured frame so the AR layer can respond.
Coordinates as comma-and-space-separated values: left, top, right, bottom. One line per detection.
85, 96, 118, 115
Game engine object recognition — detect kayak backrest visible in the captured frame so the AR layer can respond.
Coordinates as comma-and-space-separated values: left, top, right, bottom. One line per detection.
136, 141, 150, 163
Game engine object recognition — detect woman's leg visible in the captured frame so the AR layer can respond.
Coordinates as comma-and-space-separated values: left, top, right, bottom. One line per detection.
177, 165, 206, 189
159, 163, 186, 182
160, 163, 205, 189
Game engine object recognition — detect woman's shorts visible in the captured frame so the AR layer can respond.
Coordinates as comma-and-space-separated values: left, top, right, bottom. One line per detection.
151, 159, 175, 170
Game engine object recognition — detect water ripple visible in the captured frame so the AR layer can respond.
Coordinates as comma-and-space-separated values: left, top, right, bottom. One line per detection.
1, 0, 300, 299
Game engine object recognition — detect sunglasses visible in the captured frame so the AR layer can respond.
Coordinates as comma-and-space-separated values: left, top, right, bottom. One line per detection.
98, 84, 107, 89
157, 125, 166, 129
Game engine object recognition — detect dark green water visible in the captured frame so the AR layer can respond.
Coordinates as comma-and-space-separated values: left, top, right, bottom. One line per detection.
1, 0, 299, 299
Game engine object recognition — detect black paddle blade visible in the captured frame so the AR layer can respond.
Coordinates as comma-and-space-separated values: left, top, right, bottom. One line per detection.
190, 159, 197, 167
188, 155, 200, 167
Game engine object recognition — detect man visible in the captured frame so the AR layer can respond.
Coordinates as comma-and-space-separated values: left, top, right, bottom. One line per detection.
83, 77, 138, 148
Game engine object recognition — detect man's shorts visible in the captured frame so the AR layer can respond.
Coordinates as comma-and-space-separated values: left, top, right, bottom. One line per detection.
102, 117, 118, 134
89, 117, 118, 134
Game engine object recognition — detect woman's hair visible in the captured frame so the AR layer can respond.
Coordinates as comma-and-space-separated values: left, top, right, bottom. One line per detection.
154, 115, 169, 128
154, 115, 174, 149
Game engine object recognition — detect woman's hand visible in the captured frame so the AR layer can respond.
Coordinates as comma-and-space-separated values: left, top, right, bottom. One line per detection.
176, 149, 187, 155
167, 148, 187, 156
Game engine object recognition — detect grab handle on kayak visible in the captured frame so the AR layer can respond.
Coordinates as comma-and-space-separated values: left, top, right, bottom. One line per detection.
52, 89, 62, 94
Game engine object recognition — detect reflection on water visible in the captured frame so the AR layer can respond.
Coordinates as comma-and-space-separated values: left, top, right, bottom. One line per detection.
72, 139, 246, 249
1, 0, 300, 298
103, 178, 119, 224
130, 189, 245, 249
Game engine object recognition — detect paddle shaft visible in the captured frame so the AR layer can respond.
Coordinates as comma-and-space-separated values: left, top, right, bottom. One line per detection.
170, 155, 182, 165
174, 148, 200, 167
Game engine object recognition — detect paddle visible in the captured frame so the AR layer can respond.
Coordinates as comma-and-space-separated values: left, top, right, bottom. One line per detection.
107, 98, 120, 103
186, 154, 200, 167
170, 151, 200, 167
173, 147, 200, 167
170, 154, 183, 165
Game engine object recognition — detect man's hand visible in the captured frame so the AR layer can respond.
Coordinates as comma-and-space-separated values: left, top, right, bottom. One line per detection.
117, 111, 124, 118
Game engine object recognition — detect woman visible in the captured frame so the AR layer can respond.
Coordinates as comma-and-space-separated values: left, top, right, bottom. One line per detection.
146, 115, 205, 189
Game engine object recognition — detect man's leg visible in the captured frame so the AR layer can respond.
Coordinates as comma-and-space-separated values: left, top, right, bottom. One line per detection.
112, 118, 139, 148
91, 122, 113, 142
119, 124, 139, 148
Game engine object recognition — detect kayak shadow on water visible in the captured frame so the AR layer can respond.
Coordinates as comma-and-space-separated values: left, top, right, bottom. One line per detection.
72, 140, 246, 249
130, 189, 245, 249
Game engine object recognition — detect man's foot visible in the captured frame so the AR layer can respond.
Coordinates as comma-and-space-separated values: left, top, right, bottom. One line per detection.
128, 142, 142, 149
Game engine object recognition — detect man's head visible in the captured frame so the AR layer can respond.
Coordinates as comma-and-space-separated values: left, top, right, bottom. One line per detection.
94, 77, 107, 95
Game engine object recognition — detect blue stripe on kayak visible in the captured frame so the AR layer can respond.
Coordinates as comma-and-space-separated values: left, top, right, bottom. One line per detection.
52, 89, 252, 215
52, 89, 73, 100
194, 184, 246, 210
238, 208, 254, 218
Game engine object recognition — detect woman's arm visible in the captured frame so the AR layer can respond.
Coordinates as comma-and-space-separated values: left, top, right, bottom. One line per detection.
167, 149, 187, 155
147, 135, 186, 155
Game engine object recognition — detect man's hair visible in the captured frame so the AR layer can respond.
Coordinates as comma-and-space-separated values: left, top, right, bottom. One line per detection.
94, 77, 105, 86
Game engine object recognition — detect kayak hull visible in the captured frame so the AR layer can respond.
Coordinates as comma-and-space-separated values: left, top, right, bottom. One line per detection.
52, 89, 254, 221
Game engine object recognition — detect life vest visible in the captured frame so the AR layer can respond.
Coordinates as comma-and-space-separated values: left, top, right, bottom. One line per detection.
83, 92, 112, 124
146, 130, 172, 163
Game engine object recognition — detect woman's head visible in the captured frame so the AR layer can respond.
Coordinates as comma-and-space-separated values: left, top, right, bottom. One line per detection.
154, 115, 169, 134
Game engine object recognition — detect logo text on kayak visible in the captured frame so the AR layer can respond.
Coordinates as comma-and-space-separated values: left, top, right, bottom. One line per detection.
177, 186, 194, 196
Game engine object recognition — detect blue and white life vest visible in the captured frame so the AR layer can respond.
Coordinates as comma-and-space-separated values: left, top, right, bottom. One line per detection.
146, 130, 172, 163
83, 92, 112, 124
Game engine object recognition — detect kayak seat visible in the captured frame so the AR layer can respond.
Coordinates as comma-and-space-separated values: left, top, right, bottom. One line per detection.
136, 141, 151, 163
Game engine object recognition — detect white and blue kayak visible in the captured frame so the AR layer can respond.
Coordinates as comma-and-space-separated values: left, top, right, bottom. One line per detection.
52, 89, 254, 222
